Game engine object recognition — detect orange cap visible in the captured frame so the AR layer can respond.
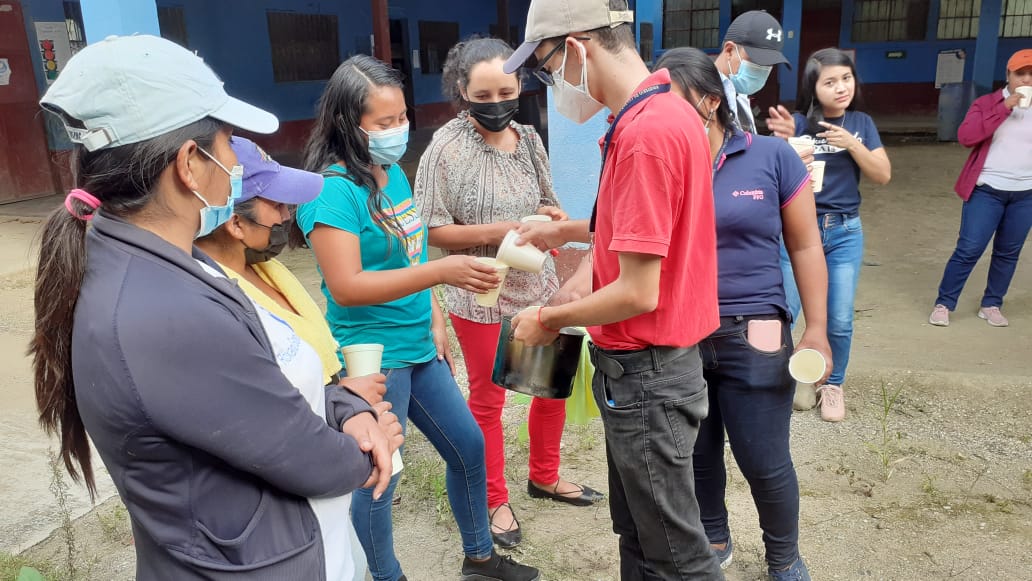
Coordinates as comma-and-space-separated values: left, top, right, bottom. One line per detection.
1007, 49, 1032, 72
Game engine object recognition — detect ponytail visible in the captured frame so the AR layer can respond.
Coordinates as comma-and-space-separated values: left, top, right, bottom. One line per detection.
30, 204, 94, 496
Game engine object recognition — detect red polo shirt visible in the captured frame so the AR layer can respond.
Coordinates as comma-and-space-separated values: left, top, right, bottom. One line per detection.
589, 69, 719, 350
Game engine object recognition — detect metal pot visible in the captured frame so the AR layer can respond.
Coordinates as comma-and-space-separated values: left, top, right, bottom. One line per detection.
491, 316, 586, 399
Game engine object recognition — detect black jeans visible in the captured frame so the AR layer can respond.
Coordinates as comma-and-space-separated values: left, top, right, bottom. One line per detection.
695, 315, 800, 570
590, 344, 724, 581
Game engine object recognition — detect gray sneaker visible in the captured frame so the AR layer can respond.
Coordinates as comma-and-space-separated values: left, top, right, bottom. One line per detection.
929, 304, 950, 327
792, 382, 817, 411
978, 306, 1009, 327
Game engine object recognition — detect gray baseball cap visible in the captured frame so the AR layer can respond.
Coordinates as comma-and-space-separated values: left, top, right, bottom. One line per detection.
503, 0, 634, 74
40, 35, 278, 152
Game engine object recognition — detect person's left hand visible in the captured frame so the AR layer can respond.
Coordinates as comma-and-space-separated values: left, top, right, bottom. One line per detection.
537, 206, 569, 221
767, 105, 797, 139
797, 146, 815, 168
795, 330, 833, 385
373, 401, 404, 453
432, 319, 457, 376
512, 306, 559, 347
339, 373, 387, 405
817, 121, 860, 151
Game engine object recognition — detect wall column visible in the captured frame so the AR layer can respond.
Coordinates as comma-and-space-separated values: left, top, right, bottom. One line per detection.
971, 0, 1002, 95
371, 0, 391, 63
497, 0, 511, 43
80, 0, 159, 43
779, 0, 802, 104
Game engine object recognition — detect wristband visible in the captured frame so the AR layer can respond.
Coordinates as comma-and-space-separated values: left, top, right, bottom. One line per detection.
536, 307, 560, 333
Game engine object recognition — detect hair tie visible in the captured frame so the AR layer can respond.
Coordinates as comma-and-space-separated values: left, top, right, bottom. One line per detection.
65, 189, 101, 221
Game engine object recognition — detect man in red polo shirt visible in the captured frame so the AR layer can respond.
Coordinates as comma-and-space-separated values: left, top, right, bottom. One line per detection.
506, 0, 722, 578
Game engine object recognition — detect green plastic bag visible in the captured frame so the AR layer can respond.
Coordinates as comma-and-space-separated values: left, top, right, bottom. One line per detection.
564, 333, 600, 425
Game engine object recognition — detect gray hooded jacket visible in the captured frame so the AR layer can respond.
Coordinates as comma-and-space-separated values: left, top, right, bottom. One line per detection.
72, 213, 372, 580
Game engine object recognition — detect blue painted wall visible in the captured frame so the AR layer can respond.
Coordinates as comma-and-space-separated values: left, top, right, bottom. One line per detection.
837, 0, 1025, 88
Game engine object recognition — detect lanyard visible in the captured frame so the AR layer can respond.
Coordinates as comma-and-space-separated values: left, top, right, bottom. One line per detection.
589, 83, 671, 232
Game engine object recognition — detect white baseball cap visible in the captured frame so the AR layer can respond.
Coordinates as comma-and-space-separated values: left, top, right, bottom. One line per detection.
40, 35, 278, 152
503, 0, 634, 74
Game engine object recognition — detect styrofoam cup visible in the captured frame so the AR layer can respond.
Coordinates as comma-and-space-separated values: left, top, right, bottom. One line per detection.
391, 449, 403, 476
1016, 86, 1032, 108
474, 257, 510, 307
789, 349, 827, 384
788, 136, 813, 154
520, 214, 552, 223
810, 161, 826, 193
496, 230, 546, 273
341, 343, 384, 377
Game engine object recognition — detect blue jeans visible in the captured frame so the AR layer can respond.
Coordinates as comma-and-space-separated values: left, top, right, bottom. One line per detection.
935, 185, 1032, 310
695, 316, 799, 570
781, 213, 864, 385
351, 358, 491, 581
590, 344, 724, 580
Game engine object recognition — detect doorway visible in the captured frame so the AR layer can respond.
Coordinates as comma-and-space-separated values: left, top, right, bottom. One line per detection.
389, 18, 417, 128
0, 0, 59, 203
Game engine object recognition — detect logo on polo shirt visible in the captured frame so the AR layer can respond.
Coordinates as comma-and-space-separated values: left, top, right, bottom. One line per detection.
732, 189, 765, 200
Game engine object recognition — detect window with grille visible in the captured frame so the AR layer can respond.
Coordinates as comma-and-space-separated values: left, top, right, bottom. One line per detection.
852, 0, 930, 42
158, 6, 190, 49
937, 0, 981, 39
419, 21, 459, 75
1001, 0, 1032, 37
640, 22, 655, 65
663, 0, 720, 49
267, 12, 340, 83
63, 2, 86, 54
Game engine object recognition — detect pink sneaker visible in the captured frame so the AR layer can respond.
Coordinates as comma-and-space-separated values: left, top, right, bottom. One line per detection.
928, 304, 950, 327
817, 385, 845, 422
978, 307, 1009, 327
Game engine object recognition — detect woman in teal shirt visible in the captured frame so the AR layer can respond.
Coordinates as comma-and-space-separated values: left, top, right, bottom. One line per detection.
297, 55, 540, 581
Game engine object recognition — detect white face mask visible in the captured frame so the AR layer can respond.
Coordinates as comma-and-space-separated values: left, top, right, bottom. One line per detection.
551, 42, 604, 124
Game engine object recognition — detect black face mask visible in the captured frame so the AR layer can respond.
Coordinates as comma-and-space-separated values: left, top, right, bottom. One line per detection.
244, 219, 291, 264
468, 98, 520, 133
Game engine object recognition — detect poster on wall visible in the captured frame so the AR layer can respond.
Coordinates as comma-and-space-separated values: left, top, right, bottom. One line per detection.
33, 21, 73, 84
935, 50, 966, 88
0, 58, 11, 86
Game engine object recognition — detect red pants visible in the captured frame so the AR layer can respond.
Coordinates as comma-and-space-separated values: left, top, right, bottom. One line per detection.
450, 314, 567, 508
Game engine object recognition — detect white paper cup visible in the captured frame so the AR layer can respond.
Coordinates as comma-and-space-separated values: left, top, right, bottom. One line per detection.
520, 214, 552, 223
810, 161, 826, 193
788, 136, 813, 154
391, 449, 403, 476
1016, 86, 1032, 108
474, 257, 510, 307
496, 230, 546, 273
789, 349, 827, 384
341, 343, 384, 377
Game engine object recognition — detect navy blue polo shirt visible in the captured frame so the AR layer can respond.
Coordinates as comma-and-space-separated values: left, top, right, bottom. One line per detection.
792, 111, 883, 215
713, 130, 810, 317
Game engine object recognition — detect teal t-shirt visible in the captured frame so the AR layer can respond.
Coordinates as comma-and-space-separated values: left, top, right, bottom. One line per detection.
296, 163, 435, 369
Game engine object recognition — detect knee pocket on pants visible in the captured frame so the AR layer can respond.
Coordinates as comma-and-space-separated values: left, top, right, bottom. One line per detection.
664, 389, 709, 459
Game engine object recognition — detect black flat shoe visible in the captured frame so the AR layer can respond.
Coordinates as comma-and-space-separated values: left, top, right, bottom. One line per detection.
526, 480, 604, 507
489, 503, 522, 549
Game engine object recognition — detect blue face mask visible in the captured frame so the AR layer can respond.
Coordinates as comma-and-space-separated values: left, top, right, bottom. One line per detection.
364, 123, 409, 165
194, 147, 243, 239
729, 46, 772, 97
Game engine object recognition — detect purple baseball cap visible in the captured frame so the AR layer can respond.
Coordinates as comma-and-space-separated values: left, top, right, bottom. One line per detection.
229, 137, 324, 204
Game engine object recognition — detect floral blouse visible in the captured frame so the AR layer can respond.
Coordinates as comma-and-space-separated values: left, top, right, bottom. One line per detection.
414, 111, 560, 324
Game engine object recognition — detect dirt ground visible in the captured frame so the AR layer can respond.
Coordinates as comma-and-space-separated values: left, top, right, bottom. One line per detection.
2, 142, 1030, 580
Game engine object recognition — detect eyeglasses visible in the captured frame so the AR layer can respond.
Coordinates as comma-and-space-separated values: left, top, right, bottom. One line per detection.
529, 36, 590, 87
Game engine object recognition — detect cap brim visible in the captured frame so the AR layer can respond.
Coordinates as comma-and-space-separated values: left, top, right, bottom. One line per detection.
211, 96, 280, 135
503, 40, 541, 75
260, 167, 325, 205
746, 46, 791, 68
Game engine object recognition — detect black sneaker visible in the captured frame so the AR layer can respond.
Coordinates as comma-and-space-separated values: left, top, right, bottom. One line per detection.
460, 551, 540, 581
